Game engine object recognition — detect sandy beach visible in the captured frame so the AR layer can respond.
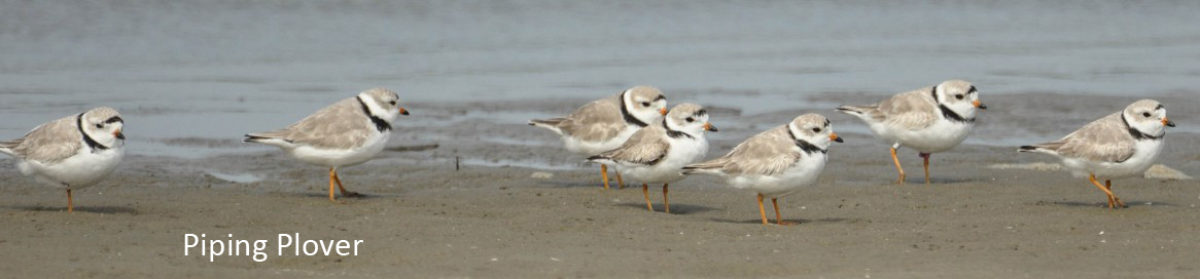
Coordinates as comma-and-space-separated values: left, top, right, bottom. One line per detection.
2, 92, 1197, 278
4, 1, 1200, 278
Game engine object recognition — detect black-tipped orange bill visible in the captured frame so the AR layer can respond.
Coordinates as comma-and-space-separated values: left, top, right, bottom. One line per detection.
659, 108, 668, 115
830, 132, 843, 143
114, 129, 125, 140
1163, 117, 1175, 127
973, 100, 987, 110
704, 122, 718, 132
399, 107, 410, 115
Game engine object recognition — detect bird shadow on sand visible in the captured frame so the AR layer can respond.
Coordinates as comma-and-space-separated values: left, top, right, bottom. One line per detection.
7, 205, 138, 215
284, 192, 397, 200
709, 217, 851, 225
1032, 200, 1172, 208
614, 202, 719, 215
897, 177, 989, 185
535, 180, 638, 189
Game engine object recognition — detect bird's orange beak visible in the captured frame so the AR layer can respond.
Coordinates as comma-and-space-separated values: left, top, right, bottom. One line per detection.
113, 128, 125, 140
972, 100, 987, 110
659, 108, 668, 116
703, 122, 718, 132
399, 107, 409, 115
1163, 117, 1175, 127
829, 132, 843, 143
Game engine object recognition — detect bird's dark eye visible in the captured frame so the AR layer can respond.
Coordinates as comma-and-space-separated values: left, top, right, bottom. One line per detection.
812, 128, 822, 133
641, 102, 651, 107
95, 124, 103, 129
389, 101, 396, 106
955, 94, 964, 100
1142, 112, 1152, 117
685, 117, 695, 123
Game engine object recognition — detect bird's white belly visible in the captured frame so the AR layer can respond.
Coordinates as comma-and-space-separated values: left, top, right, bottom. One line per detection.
876, 120, 972, 153
20, 147, 124, 189
618, 138, 707, 184
1065, 140, 1162, 179
291, 132, 389, 167
728, 154, 827, 198
564, 126, 639, 155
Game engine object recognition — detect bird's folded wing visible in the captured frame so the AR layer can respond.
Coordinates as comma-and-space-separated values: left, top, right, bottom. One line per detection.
559, 97, 625, 142
878, 90, 938, 130
711, 127, 802, 176
274, 98, 374, 149
598, 128, 669, 165
1049, 114, 1136, 163
9, 116, 82, 163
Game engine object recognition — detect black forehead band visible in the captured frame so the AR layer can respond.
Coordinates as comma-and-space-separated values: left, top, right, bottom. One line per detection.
653, 95, 666, 101
1156, 104, 1164, 110
967, 86, 977, 94
693, 109, 707, 117
823, 119, 831, 127
104, 116, 124, 124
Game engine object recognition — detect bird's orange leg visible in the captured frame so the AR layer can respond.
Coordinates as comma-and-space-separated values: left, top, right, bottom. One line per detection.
616, 172, 625, 189
662, 183, 670, 214
891, 146, 906, 184
66, 188, 73, 213
1088, 174, 1119, 209
328, 167, 337, 202
642, 183, 654, 212
920, 153, 931, 184
600, 164, 611, 190
1106, 180, 1125, 208
757, 194, 768, 225
1101, 180, 1114, 207
331, 170, 359, 198
771, 198, 797, 226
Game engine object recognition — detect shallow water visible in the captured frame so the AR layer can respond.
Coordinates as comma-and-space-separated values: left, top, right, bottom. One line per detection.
1, 1, 1198, 159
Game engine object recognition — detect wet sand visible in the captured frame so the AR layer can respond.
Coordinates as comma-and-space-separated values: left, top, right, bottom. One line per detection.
1, 93, 1197, 278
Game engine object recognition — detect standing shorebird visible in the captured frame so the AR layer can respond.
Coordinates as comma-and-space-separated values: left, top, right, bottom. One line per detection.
529, 86, 668, 190
685, 114, 842, 225
245, 88, 408, 201
1019, 99, 1174, 209
0, 107, 126, 213
837, 80, 986, 184
587, 103, 715, 213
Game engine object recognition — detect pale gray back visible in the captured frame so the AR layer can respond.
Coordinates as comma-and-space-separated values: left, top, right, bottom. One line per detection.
689, 125, 802, 176
253, 97, 376, 149
1032, 112, 1136, 163
595, 124, 669, 165
1, 115, 83, 163
555, 94, 628, 142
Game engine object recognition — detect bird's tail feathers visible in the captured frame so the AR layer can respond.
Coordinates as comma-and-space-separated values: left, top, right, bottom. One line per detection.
682, 161, 726, 175
585, 155, 615, 166
1018, 144, 1057, 155
243, 133, 293, 147
835, 105, 876, 116
0, 140, 17, 157
529, 118, 566, 135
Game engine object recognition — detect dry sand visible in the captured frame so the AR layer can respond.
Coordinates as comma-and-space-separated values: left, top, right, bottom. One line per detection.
1, 93, 1198, 278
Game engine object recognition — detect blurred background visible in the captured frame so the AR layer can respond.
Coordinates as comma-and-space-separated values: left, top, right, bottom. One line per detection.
1, 0, 1198, 160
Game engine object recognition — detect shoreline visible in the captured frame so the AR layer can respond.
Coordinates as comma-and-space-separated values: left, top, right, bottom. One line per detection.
3, 91, 1199, 278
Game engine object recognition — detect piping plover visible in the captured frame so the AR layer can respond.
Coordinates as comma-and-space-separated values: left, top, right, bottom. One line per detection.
0, 107, 125, 213
685, 113, 842, 225
587, 103, 715, 213
1019, 99, 1174, 209
245, 88, 408, 201
529, 86, 668, 190
837, 80, 987, 184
